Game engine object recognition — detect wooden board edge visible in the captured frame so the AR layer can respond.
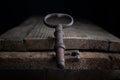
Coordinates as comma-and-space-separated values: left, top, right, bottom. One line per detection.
109, 40, 120, 52
1, 39, 26, 51
25, 38, 109, 51
0, 52, 120, 70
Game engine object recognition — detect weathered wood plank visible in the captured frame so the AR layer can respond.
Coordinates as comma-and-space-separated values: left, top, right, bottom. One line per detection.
0, 17, 120, 51
0, 17, 40, 51
0, 51, 120, 79
0, 51, 120, 70
25, 19, 120, 52
109, 39, 120, 52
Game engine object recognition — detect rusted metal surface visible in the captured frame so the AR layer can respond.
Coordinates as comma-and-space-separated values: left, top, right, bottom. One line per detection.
65, 50, 80, 62
44, 13, 74, 69
54, 25, 65, 69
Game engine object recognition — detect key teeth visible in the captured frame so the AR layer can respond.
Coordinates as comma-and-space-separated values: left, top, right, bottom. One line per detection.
57, 61, 65, 69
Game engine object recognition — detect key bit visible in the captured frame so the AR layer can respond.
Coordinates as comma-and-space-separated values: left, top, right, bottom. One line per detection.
44, 13, 74, 69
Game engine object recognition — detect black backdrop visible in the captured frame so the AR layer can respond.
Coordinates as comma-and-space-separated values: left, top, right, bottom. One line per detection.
0, 0, 119, 38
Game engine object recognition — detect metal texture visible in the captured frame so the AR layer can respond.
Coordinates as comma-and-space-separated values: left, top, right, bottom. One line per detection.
54, 24, 65, 69
44, 13, 74, 69
65, 50, 80, 62
44, 13, 74, 28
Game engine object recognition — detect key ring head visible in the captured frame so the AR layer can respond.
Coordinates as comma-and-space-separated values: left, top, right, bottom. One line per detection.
44, 13, 74, 28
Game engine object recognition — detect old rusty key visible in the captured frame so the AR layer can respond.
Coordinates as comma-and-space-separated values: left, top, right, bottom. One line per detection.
44, 13, 74, 69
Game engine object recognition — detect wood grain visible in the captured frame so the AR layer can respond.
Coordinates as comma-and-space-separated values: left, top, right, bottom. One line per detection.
109, 39, 120, 52
25, 19, 120, 52
0, 17, 40, 51
0, 17, 120, 52
0, 51, 120, 79
0, 51, 120, 70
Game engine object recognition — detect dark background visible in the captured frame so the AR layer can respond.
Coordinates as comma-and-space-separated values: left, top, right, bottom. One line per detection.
0, 0, 119, 38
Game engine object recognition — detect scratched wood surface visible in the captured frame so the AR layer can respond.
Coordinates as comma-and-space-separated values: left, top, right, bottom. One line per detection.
0, 51, 120, 70
0, 16, 120, 52
0, 51, 120, 79
0, 17, 40, 51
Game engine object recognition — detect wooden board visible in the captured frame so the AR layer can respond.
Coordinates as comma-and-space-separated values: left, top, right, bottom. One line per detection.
0, 17, 40, 51
0, 51, 120, 70
0, 17, 120, 52
25, 18, 120, 52
109, 40, 120, 52
0, 51, 120, 80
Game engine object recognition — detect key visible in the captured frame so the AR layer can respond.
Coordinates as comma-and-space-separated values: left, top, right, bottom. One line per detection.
44, 13, 74, 69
